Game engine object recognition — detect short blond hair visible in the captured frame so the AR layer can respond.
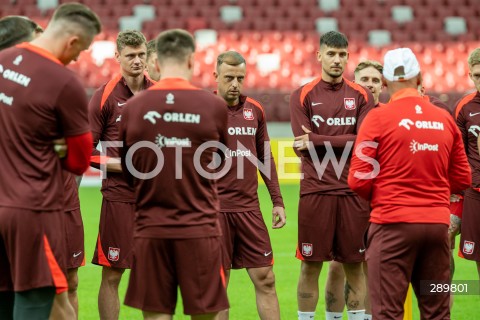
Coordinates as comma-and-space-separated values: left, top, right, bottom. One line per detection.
354, 60, 383, 76
116, 30, 146, 52
468, 48, 480, 69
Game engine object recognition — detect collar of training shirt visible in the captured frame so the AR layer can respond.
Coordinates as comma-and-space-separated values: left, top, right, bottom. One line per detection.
390, 88, 421, 102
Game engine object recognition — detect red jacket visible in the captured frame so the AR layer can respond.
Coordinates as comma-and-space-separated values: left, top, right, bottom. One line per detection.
348, 88, 471, 225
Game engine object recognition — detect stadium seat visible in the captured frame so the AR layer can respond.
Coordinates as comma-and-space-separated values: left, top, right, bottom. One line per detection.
194, 29, 218, 49
359, 19, 382, 33
423, 17, 443, 32
94, 6, 114, 18
368, 30, 392, 47
37, 0, 58, 11
119, 16, 142, 31
318, 0, 340, 12
256, 53, 281, 75
444, 17, 467, 36
220, 5, 243, 23
315, 17, 338, 33
296, 19, 315, 31
187, 18, 208, 31
391, 31, 411, 44
198, 6, 219, 19
132, 5, 155, 22
22, 4, 44, 17
285, 6, 309, 19
272, 20, 296, 31
391, 5, 413, 24
111, 6, 134, 18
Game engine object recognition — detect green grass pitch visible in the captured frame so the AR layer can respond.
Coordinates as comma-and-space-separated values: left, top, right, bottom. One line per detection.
77, 184, 478, 319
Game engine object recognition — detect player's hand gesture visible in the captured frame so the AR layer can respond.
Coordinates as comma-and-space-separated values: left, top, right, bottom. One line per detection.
294, 125, 312, 151
53, 138, 67, 158
272, 206, 286, 229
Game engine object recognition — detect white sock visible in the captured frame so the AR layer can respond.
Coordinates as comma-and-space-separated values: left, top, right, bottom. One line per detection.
364, 314, 372, 320
347, 310, 365, 320
326, 311, 343, 319
298, 311, 315, 319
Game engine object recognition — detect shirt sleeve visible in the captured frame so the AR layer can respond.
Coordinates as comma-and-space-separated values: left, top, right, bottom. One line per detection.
348, 110, 381, 200
119, 106, 134, 187
455, 105, 468, 155
62, 132, 93, 175
256, 109, 284, 208
449, 121, 472, 193
88, 88, 109, 168
356, 89, 376, 131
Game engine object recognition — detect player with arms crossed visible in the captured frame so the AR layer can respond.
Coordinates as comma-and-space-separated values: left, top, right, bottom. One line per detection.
120, 28, 229, 320
290, 31, 375, 320
0, 3, 100, 319
88, 30, 154, 320
213, 51, 286, 320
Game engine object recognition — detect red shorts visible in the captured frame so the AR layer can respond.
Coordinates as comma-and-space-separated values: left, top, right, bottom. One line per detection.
367, 223, 450, 320
219, 211, 273, 270
459, 189, 480, 261
64, 208, 85, 269
296, 193, 370, 263
91, 199, 135, 269
124, 237, 229, 315
0, 207, 68, 294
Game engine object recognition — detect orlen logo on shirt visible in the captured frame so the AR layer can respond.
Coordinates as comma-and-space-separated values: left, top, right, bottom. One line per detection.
311, 116, 356, 128
225, 148, 252, 158
228, 127, 257, 136
409, 140, 439, 154
0, 64, 31, 87
155, 134, 191, 148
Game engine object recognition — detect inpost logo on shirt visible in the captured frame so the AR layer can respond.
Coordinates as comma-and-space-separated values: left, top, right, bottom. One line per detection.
155, 134, 191, 148
409, 140, 439, 154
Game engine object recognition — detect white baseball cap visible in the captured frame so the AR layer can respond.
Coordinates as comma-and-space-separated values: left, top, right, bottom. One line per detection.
383, 48, 420, 82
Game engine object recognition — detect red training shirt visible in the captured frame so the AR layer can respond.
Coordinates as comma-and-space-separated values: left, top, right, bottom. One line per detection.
348, 88, 471, 225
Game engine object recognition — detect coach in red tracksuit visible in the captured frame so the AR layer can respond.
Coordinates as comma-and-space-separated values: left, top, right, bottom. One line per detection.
348, 48, 471, 320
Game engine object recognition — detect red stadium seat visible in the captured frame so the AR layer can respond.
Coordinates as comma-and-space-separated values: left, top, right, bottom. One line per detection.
111, 6, 133, 18
265, 7, 288, 18
21, 4, 44, 17
93, 6, 113, 19
198, 6, 219, 19
164, 18, 186, 29
187, 18, 208, 32
272, 20, 296, 31
391, 31, 412, 44
284, 6, 309, 19
251, 19, 274, 31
